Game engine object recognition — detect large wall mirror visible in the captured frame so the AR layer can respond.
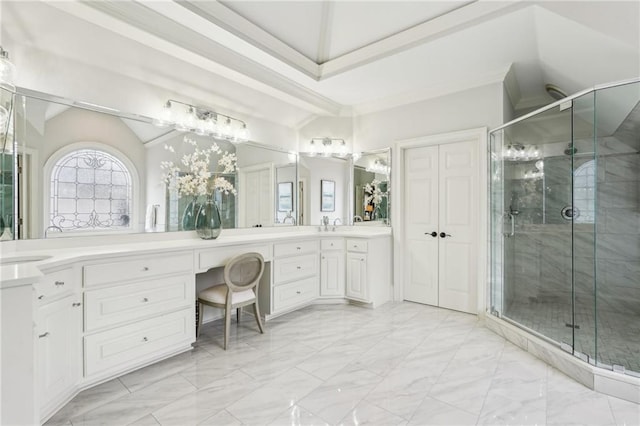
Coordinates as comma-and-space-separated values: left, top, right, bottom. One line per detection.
0, 86, 297, 240
353, 149, 390, 226
297, 154, 350, 226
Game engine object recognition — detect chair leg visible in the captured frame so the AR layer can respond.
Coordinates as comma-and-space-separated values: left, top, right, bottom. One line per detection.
196, 300, 204, 339
224, 306, 232, 350
237, 307, 241, 323
253, 302, 264, 334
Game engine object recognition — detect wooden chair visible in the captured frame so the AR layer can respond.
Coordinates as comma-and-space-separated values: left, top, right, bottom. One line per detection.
196, 252, 265, 349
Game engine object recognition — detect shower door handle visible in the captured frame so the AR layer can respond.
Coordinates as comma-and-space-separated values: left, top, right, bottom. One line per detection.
505, 213, 515, 237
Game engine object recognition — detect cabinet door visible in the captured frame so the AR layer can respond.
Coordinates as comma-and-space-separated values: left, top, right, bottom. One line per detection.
346, 253, 367, 301
320, 251, 345, 296
37, 294, 82, 411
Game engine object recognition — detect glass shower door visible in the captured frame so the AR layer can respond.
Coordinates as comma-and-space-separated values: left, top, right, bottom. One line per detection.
491, 104, 575, 349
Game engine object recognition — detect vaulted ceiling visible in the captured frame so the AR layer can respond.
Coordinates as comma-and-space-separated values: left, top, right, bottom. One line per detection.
2, 1, 639, 129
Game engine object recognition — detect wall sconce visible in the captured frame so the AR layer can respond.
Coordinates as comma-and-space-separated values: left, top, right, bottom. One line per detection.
153, 99, 250, 143
0, 47, 16, 87
306, 137, 348, 157
366, 159, 390, 175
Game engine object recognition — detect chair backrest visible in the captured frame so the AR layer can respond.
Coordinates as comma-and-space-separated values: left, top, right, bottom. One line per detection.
224, 252, 265, 292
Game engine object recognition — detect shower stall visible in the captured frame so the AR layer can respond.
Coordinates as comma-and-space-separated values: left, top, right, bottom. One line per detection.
489, 78, 640, 378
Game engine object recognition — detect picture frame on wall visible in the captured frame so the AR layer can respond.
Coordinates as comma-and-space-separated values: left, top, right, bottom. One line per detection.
321, 179, 335, 212
278, 182, 293, 212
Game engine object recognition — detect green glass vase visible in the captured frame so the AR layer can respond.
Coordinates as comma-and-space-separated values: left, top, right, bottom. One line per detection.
195, 196, 222, 239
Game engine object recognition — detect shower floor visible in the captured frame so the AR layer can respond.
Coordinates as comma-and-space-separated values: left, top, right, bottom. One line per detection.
504, 300, 640, 374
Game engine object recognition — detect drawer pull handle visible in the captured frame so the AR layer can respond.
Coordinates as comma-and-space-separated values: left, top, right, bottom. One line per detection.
296, 266, 301, 270
142, 267, 149, 271
322, 256, 325, 259
38, 332, 49, 338
143, 337, 148, 342
296, 291, 301, 294
296, 247, 301, 250
72, 302, 82, 307
361, 258, 365, 262
54, 281, 65, 286
142, 297, 149, 303
38, 295, 44, 300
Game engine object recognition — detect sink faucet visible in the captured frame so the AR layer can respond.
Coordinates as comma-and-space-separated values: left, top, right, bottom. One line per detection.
322, 215, 329, 232
353, 215, 363, 222
332, 218, 341, 232
44, 225, 62, 238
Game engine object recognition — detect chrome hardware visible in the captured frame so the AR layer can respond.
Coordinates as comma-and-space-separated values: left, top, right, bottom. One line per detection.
296, 291, 301, 294
54, 281, 65, 286
142, 297, 149, 302
142, 266, 149, 271
143, 337, 148, 342
44, 225, 62, 238
296, 266, 301, 270
322, 256, 325, 259
37, 295, 44, 300
439, 232, 452, 238
425, 231, 437, 237
361, 258, 365, 262
38, 332, 49, 338
72, 302, 81, 307
296, 247, 301, 250
561, 205, 579, 221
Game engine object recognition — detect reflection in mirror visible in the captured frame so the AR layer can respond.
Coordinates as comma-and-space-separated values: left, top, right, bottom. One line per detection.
0, 86, 14, 240
5, 87, 297, 240
353, 149, 390, 226
297, 155, 350, 226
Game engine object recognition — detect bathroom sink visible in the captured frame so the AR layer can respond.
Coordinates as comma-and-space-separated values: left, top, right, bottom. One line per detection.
0, 255, 53, 266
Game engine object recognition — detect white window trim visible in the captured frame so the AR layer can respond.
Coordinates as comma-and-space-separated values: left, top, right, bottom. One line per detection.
43, 142, 141, 237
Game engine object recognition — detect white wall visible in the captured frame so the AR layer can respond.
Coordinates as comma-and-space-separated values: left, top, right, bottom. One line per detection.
353, 83, 504, 151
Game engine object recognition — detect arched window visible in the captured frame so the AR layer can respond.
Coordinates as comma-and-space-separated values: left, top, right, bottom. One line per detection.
573, 160, 595, 224
49, 148, 133, 232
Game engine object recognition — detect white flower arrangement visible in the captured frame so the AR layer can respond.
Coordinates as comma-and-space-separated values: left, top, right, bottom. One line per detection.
160, 135, 237, 197
364, 179, 387, 206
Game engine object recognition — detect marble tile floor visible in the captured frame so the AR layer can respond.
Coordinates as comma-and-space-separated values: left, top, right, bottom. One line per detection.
46, 302, 639, 426
505, 301, 640, 372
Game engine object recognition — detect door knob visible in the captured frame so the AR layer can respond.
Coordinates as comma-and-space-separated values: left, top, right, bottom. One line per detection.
440, 232, 452, 238
425, 231, 437, 237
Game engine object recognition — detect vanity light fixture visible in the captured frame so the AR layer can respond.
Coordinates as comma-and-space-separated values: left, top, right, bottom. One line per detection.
307, 137, 348, 157
366, 159, 390, 175
153, 99, 250, 143
502, 143, 540, 161
0, 46, 16, 87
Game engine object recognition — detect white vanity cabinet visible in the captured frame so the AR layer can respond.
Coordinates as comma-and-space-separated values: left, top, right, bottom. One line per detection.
82, 251, 195, 383
320, 238, 345, 297
36, 266, 82, 421
271, 240, 319, 314
345, 237, 392, 307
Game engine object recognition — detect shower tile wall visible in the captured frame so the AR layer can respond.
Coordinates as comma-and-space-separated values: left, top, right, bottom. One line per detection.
504, 151, 640, 372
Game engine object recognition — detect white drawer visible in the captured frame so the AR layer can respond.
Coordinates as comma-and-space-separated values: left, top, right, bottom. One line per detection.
84, 252, 193, 288
84, 274, 194, 332
197, 244, 271, 272
346, 239, 368, 253
273, 277, 317, 312
35, 268, 74, 304
84, 308, 194, 378
273, 240, 318, 257
321, 238, 344, 251
273, 254, 318, 284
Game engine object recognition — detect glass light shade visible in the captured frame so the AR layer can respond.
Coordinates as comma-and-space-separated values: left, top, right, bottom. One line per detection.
236, 124, 250, 143
308, 141, 317, 156
221, 118, 232, 139
0, 51, 16, 87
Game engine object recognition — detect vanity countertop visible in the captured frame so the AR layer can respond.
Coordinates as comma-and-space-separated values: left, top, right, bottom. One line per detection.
0, 227, 392, 289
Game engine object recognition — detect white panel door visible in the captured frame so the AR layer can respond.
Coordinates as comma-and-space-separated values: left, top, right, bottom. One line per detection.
244, 167, 274, 227
320, 251, 345, 296
346, 253, 367, 301
438, 140, 478, 313
403, 146, 439, 305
